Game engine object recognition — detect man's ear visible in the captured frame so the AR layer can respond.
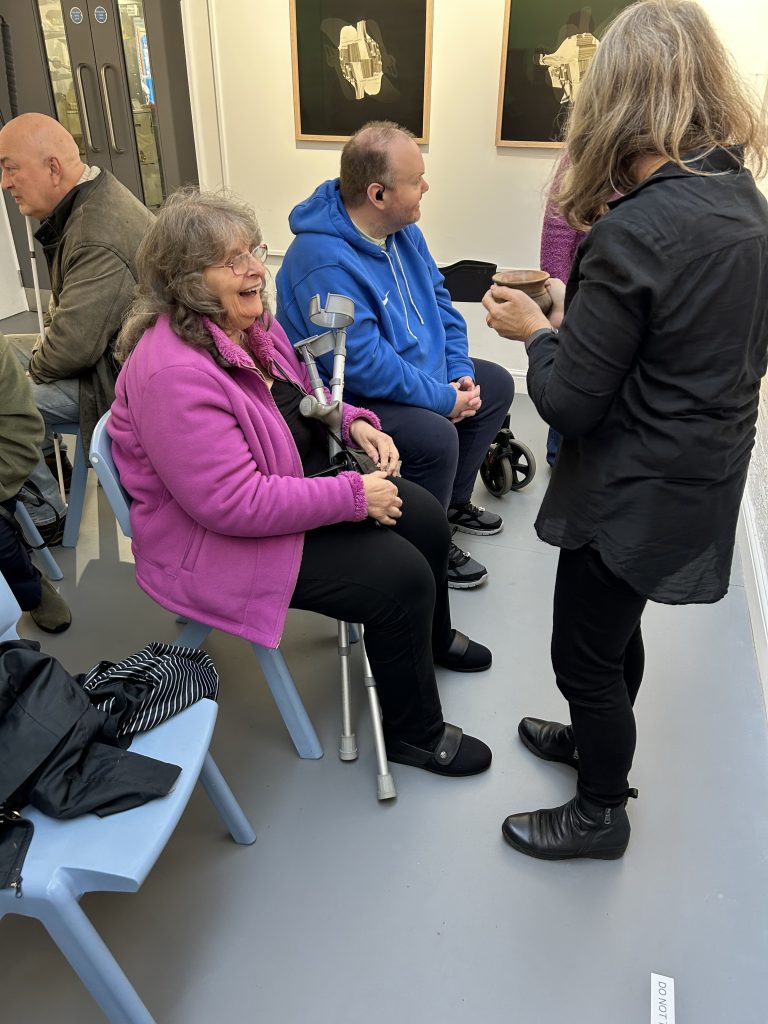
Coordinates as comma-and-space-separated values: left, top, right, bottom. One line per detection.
47, 156, 64, 184
367, 182, 385, 205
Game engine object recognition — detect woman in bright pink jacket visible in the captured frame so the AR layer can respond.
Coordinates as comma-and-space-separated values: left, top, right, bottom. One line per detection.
108, 190, 491, 777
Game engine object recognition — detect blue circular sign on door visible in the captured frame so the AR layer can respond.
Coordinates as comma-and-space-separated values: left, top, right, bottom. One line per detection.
69, 6, 83, 24
94, 6, 108, 23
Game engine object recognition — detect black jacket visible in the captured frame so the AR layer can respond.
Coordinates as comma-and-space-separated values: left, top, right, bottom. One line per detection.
527, 148, 768, 603
0, 640, 180, 818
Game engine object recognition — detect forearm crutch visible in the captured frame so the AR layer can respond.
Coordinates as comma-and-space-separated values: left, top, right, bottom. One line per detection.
294, 294, 397, 800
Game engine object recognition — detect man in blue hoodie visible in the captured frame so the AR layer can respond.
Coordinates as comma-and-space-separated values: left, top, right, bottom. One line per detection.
277, 121, 515, 588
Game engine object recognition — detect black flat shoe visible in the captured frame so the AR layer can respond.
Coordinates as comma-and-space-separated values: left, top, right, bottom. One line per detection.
518, 717, 578, 770
501, 791, 636, 861
435, 629, 492, 672
387, 722, 492, 777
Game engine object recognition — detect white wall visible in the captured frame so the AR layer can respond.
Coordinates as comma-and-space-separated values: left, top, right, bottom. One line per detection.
183, 0, 768, 254
182, 0, 558, 266
0, 202, 27, 320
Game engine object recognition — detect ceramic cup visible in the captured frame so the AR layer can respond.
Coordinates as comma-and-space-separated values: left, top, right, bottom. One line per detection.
492, 269, 553, 316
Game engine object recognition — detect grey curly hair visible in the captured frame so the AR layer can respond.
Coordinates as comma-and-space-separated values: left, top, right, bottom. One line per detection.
116, 188, 270, 365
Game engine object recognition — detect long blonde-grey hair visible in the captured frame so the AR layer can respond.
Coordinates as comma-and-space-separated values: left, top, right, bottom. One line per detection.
557, 0, 768, 230
116, 188, 270, 365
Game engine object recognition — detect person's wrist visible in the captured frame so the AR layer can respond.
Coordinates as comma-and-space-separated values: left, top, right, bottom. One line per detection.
524, 326, 557, 352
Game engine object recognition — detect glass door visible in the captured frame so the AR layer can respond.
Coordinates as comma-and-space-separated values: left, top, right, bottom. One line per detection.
114, 0, 164, 208
36, 0, 86, 157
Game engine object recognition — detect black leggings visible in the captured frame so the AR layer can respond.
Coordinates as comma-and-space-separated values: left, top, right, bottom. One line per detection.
552, 544, 647, 806
0, 498, 41, 611
290, 478, 452, 746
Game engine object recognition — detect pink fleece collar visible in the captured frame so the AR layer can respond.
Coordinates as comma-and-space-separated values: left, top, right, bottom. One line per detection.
202, 316, 278, 371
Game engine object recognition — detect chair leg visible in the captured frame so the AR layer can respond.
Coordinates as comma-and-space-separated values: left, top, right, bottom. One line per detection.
39, 881, 156, 1024
199, 752, 256, 845
251, 643, 323, 759
61, 431, 88, 548
14, 502, 63, 580
337, 620, 358, 761
360, 630, 397, 801
173, 619, 213, 647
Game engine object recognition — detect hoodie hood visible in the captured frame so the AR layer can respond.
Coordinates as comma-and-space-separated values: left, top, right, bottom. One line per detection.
288, 178, 382, 256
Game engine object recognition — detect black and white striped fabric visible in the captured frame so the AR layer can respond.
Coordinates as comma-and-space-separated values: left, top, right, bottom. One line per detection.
81, 642, 219, 738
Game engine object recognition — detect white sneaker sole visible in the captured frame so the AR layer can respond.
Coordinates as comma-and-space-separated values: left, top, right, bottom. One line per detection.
450, 523, 503, 537
448, 572, 489, 589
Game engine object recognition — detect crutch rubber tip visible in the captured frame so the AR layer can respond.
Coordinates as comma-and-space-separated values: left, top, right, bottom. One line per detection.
377, 773, 397, 801
339, 735, 359, 760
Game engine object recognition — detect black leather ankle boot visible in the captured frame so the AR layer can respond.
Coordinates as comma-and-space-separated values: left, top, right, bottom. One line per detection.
518, 717, 578, 770
501, 790, 636, 860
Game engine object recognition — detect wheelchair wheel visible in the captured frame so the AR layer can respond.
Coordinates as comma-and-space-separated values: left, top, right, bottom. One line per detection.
505, 440, 536, 491
481, 436, 536, 496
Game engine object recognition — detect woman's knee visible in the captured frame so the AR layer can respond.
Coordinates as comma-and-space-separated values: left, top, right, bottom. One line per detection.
396, 480, 451, 561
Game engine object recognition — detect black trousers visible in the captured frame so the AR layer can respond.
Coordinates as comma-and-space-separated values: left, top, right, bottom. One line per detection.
290, 478, 452, 746
0, 498, 41, 611
552, 544, 647, 806
347, 359, 515, 510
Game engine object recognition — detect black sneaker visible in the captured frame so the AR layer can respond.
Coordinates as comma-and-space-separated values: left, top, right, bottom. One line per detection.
447, 500, 503, 536
448, 539, 488, 589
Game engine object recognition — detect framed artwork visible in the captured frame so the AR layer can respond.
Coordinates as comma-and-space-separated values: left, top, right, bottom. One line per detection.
496, 1, 632, 148
289, 0, 433, 143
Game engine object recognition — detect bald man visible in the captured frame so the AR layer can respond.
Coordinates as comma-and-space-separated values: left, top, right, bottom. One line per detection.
0, 113, 154, 541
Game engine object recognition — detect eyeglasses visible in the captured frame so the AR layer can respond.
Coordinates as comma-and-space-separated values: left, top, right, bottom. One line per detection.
213, 243, 269, 276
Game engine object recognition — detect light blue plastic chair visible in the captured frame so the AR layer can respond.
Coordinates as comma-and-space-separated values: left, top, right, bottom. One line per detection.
0, 572, 256, 1024
14, 501, 63, 581
0, 570, 22, 641
55, 421, 89, 548
89, 412, 323, 760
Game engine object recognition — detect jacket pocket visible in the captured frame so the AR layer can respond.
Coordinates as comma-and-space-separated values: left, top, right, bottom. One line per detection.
179, 523, 205, 571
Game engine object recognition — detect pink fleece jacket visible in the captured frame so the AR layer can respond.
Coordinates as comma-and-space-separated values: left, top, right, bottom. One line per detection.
108, 314, 379, 648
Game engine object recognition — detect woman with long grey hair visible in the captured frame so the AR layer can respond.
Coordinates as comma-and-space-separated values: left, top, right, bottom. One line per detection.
109, 189, 493, 779
483, 0, 768, 858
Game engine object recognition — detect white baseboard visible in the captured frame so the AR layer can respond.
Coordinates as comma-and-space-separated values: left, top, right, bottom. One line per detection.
737, 497, 768, 713
510, 368, 528, 394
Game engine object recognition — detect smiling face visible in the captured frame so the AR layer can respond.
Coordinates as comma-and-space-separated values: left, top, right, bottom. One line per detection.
202, 240, 265, 339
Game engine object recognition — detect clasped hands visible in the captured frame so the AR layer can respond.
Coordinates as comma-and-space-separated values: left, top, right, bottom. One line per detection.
348, 418, 403, 526
449, 376, 481, 422
482, 277, 566, 341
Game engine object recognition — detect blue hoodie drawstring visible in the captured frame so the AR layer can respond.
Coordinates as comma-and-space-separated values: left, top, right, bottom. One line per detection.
383, 240, 425, 340
393, 239, 426, 327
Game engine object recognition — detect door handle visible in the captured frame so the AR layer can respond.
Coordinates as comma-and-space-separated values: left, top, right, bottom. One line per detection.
74, 63, 100, 152
100, 63, 125, 154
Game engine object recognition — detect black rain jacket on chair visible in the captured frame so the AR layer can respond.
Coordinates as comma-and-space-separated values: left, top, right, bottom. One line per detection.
0, 640, 182, 819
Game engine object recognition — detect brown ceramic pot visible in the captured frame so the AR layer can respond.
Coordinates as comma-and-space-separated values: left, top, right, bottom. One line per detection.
492, 269, 553, 315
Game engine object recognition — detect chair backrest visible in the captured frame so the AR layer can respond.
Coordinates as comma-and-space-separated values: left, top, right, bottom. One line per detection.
0, 573, 21, 642
440, 259, 498, 302
89, 411, 133, 538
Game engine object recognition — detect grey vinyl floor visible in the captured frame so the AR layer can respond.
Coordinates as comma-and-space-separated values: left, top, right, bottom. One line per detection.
2, 323, 768, 1022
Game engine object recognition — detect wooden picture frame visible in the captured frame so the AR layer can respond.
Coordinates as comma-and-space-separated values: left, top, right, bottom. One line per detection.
495, 0, 631, 148
290, 0, 433, 144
